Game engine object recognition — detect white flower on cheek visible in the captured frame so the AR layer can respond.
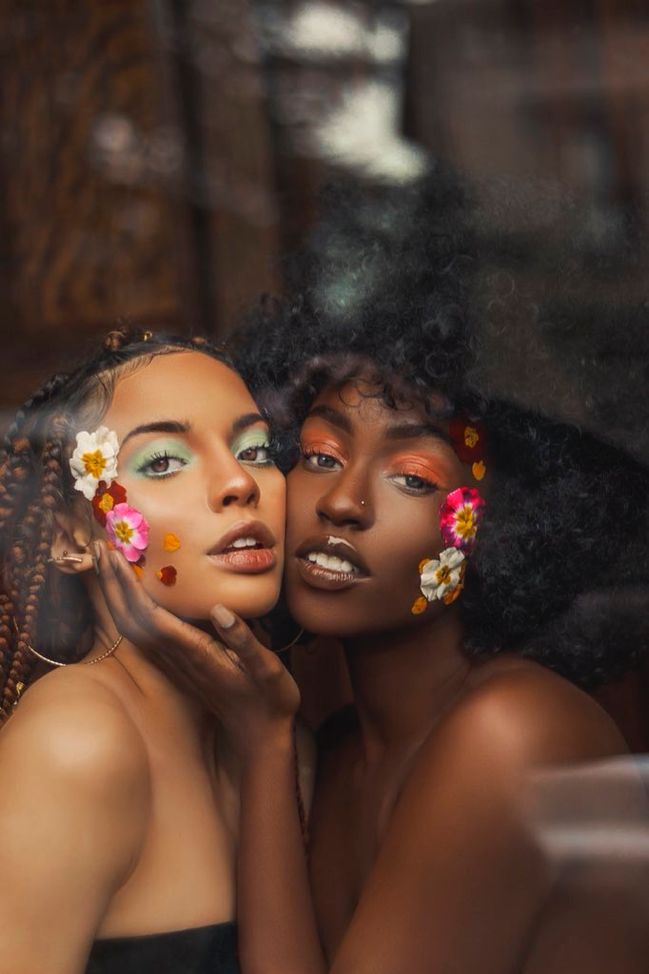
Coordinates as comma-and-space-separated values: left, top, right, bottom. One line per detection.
419, 547, 466, 603
69, 426, 119, 500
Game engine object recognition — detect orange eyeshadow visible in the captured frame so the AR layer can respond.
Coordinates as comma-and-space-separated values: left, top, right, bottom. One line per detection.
300, 431, 348, 464
389, 452, 449, 480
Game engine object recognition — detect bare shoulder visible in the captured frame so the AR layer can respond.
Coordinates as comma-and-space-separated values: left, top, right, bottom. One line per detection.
0, 666, 150, 804
422, 660, 626, 787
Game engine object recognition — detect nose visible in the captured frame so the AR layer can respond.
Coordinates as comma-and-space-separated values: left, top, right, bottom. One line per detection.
315, 465, 373, 529
207, 452, 260, 512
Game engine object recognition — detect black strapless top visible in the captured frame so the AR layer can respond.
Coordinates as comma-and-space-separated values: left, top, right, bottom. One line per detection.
85, 921, 239, 974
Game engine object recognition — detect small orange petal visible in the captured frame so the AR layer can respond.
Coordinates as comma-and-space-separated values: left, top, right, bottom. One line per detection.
443, 582, 464, 605
131, 563, 144, 579
163, 532, 181, 552
418, 557, 432, 574
411, 595, 428, 615
471, 460, 486, 481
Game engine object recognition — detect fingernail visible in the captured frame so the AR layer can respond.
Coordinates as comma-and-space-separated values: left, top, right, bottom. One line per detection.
211, 604, 235, 629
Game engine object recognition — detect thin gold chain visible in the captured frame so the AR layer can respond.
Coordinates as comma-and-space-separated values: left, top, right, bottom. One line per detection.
12, 618, 123, 668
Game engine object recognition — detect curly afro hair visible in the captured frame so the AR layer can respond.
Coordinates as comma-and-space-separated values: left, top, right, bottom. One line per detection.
231, 169, 649, 689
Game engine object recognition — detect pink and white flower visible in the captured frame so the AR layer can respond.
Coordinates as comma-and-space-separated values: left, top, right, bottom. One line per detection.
69, 426, 119, 500
419, 547, 466, 603
105, 503, 149, 563
439, 486, 485, 554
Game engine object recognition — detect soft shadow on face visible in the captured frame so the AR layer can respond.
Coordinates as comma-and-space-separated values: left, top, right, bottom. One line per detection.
99, 351, 286, 620
284, 380, 466, 639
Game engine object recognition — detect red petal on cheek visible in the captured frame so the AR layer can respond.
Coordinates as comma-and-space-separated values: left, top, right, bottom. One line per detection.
156, 565, 177, 586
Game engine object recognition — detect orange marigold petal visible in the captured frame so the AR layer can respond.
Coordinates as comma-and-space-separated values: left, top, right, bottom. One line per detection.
410, 595, 428, 615
471, 460, 486, 481
163, 532, 181, 552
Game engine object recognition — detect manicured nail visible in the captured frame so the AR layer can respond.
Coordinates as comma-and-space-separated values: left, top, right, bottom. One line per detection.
211, 604, 235, 629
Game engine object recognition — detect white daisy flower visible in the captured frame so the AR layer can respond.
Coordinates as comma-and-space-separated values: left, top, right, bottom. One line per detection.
419, 547, 466, 602
69, 426, 119, 500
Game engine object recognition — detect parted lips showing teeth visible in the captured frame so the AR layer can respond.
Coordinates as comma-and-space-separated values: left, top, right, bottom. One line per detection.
295, 536, 370, 575
209, 520, 275, 555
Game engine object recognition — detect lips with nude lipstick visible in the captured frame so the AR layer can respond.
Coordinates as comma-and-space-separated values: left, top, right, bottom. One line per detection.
294, 535, 370, 591
207, 520, 277, 574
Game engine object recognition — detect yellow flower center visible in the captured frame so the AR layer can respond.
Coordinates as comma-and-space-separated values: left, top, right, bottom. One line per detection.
435, 565, 452, 585
98, 492, 114, 514
82, 450, 106, 479
464, 426, 479, 448
114, 520, 134, 544
454, 506, 476, 540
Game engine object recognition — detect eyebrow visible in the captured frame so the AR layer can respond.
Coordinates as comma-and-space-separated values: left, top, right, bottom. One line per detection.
384, 422, 452, 445
232, 412, 267, 434
305, 405, 353, 434
305, 405, 450, 445
121, 412, 267, 448
122, 420, 190, 448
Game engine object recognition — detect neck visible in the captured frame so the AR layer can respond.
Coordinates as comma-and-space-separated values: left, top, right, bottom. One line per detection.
85, 583, 213, 738
342, 608, 470, 764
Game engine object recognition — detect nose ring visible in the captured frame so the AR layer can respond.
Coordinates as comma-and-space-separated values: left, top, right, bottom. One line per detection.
360, 499, 366, 507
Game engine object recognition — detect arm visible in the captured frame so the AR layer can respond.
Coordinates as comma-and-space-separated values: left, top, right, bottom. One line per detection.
93, 553, 576, 974
0, 676, 149, 974
230, 666, 554, 974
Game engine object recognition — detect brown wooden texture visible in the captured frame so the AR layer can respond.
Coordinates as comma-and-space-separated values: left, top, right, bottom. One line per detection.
1, 2, 187, 373
0, 0, 281, 414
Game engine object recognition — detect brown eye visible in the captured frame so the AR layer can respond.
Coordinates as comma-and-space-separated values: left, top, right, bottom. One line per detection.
303, 451, 341, 471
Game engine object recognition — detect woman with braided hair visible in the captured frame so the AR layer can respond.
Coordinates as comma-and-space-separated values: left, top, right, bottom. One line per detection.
0, 329, 303, 974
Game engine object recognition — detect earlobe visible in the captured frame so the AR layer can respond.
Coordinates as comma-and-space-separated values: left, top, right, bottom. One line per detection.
50, 508, 96, 575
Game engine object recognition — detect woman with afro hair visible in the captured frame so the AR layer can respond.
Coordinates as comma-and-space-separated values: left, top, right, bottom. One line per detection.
100, 171, 649, 972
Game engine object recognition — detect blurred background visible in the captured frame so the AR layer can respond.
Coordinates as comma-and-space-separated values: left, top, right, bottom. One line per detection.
2, 0, 649, 742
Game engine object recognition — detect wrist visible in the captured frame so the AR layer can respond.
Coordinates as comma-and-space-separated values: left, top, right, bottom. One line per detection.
239, 719, 295, 763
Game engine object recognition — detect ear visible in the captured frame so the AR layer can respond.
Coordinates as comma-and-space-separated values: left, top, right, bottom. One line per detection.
50, 500, 97, 576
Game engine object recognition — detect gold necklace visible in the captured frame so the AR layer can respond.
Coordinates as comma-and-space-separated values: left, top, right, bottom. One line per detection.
12, 619, 123, 668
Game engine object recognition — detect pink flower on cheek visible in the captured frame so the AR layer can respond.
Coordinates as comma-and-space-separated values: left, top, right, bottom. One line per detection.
439, 486, 486, 554
105, 503, 150, 563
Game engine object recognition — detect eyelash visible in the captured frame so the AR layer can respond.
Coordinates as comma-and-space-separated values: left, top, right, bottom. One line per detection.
137, 450, 189, 479
236, 442, 274, 466
302, 448, 343, 471
302, 449, 439, 495
390, 471, 440, 495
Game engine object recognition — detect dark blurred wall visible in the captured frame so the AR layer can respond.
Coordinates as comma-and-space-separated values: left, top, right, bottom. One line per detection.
0, 0, 280, 412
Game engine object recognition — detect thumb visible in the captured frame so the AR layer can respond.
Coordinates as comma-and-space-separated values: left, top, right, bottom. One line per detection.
210, 604, 281, 683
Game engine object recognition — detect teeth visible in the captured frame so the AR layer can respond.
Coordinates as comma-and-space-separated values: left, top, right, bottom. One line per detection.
231, 536, 258, 549
306, 552, 355, 574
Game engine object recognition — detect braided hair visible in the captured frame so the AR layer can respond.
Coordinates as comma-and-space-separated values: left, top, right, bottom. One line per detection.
0, 328, 228, 721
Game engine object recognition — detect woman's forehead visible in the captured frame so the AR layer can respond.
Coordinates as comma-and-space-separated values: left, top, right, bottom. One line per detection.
103, 352, 255, 434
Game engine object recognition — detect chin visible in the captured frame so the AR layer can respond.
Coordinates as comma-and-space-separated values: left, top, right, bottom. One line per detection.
143, 572, 282, 622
